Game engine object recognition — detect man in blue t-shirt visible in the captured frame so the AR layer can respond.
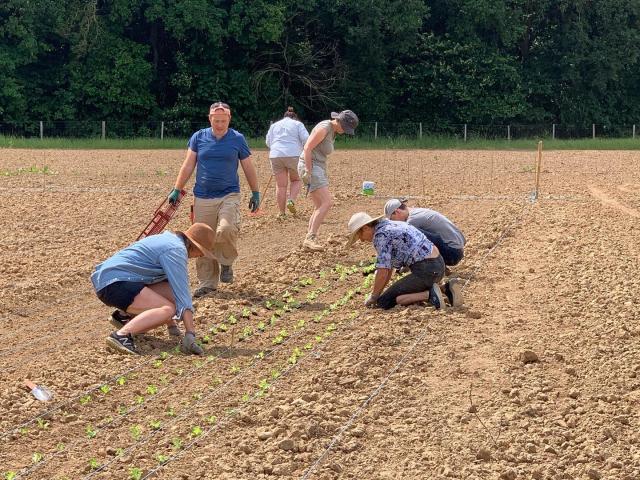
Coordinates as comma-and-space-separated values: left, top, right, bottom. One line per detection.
168, 102, 260, 298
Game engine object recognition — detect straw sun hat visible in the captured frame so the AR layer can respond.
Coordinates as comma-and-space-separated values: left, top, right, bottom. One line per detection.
346, 212, 384, 247
183, 223, 215, 259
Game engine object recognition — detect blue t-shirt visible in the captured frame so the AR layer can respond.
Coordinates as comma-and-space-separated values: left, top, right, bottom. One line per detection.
188, 128, 251, 199
90, 232, 194, 320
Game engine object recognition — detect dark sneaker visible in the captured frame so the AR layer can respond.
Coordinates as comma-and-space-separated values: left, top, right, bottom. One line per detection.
220, 265, 234, 284
446, 278, 463, 307
106, 332, 138, 355
429, 284, 445, 310
193, 286, 216, 299
180, 332, 204, 356
109, 310, 132, 329
167, 325, 182, 337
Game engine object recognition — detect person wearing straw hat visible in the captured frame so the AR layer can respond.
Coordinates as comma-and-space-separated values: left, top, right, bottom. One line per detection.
384, 198, 466, 267
298, 109, 359, 251
346, 212, 454, 310
168, 102, 260, 297
266, 106, 309, 219
91, 223, 216, 355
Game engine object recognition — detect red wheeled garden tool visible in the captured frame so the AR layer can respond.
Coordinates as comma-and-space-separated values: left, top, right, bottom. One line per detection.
136, 189, 187, 241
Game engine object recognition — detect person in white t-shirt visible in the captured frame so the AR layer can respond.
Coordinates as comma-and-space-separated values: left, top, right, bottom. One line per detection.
265, 107, 309, 218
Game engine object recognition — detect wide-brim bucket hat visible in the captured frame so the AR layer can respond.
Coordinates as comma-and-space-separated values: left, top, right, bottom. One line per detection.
346, 212, 384, 247
331, 110, 359, 135
183, 223, 215, 259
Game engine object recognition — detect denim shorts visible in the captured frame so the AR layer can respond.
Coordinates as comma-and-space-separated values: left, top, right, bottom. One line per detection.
96, 281, 146, 311
418, 229, 464, 266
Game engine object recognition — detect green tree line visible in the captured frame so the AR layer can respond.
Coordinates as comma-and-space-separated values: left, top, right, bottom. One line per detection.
1, 0, 639, 130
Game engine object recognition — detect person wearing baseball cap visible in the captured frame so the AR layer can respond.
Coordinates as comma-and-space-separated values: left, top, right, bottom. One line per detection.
384, 198, 465, 306
168, 102, 260, 298
346, 211, 447, 310
91, 223, 215, 355
384, 198, 465, 266
298, 109, 359, 251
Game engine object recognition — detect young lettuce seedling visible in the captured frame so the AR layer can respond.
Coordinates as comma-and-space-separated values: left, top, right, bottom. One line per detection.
130, 424, 142, 441
129, 467, 143, 480
86, 425, 97, 439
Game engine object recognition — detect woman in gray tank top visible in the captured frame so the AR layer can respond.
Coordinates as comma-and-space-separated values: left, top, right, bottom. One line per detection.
297, 110, 359, 251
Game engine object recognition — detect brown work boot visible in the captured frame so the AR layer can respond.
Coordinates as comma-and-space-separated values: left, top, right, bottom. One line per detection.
303, 233, 324, 251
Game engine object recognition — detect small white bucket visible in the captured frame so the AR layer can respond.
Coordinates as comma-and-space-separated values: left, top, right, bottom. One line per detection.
362, 181, 375, 196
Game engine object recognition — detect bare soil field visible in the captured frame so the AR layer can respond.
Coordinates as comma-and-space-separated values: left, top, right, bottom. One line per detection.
1, 148, 639, 480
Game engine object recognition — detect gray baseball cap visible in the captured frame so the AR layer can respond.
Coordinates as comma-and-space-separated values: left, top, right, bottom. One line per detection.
331, 110, 359, 135
383, 198, 409, 218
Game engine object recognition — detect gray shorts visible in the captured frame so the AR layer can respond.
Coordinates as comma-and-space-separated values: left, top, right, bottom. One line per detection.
270, 156, 298, 175
297, 161, 329, 193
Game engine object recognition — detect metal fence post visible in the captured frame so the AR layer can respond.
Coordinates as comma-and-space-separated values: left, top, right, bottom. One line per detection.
633, 124, 636, 139
552, 123, 555, 140
419, 122, 422, 139
374, 122, 378, 140
161, 121, 164, 140
40, 121, 43, 140
507, 125, 511, 141
592, 123, 595, 139
464, 124, 467, 142
102, 121, 106, 140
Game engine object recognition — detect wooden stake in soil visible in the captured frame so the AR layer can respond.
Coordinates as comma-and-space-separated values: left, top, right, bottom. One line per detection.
534, 140, 543, 200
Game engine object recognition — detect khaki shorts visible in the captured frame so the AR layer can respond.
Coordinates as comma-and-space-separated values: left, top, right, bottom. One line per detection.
270, 156, 298, 175
297, 161, 329, 193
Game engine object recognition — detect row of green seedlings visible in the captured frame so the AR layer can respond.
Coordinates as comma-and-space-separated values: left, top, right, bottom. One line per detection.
136, 265, 374, 478
61, 268, 352, 478
5, 278, 326, 478
77, 263, 368, 479
1, 264, 358, 478
201, 264, 360, 347
3, 273, 332, 480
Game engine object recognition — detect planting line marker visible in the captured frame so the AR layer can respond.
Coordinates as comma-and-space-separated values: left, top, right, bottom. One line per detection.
302, 201, 535, 478
300, 318, 432, 480
139, 288, 366, 479
82, 271, 363, 480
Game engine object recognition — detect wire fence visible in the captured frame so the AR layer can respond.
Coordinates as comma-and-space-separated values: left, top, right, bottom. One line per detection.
1, 121, 640, 141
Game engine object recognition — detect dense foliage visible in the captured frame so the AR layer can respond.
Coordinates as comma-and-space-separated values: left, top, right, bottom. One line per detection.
1, 0, 639, 128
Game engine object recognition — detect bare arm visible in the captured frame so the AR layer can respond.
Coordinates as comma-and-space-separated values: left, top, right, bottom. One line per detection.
302, 125, 328, 172
372, 268, 393, 297
173, 149, 197, 189
240, 156, 259, 192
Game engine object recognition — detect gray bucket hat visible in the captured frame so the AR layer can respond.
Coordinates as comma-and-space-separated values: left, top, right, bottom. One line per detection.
331, 110, 359, 135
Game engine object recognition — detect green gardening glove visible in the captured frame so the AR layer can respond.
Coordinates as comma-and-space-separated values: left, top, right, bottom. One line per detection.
248, 191, 261, 212
167, 188, 181, 205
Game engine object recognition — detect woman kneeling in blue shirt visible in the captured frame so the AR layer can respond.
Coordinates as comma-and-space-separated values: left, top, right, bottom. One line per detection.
91, 223, 215, 355
347, 212, 460, 310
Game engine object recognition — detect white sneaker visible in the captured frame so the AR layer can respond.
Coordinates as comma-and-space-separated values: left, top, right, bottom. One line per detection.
303, 233, 324, 251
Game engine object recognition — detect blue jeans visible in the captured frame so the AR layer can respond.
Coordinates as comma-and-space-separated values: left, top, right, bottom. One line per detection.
417, 229, 464, 266
377, 256, 445, 310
